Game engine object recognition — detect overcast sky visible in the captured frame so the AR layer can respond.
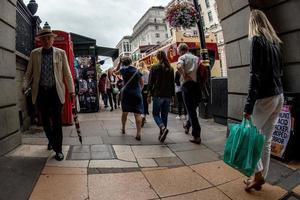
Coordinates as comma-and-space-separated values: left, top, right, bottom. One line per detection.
24, 0, 170, 48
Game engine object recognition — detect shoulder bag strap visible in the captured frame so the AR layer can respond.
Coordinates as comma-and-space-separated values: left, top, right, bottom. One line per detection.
121, 69, 138, 92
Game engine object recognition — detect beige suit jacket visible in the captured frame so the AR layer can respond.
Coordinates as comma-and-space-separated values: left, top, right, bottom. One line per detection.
23, 47, 75, 104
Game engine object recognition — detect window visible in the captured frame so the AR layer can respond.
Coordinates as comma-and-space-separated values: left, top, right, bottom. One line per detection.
155, 33, 160, 38
155, 25, 159, 30
154, 18, 157, 23
208, 11, 213, 22
205, 0, 210, 8
123, 41, 131, 52
165, 33, 168, 38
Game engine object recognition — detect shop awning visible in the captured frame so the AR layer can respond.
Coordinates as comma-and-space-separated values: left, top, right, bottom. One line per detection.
70, 32, 118, 60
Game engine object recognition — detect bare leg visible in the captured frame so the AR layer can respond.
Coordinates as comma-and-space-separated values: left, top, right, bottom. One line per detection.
134, 113, 142, 140
121, 112, 128, 134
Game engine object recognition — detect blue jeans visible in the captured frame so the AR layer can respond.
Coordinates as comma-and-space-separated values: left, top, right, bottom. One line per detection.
152, 97, 171, 128
182, 81, 201, 138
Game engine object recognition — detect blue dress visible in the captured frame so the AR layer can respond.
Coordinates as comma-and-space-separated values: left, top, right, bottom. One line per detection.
120, 66, 143, 114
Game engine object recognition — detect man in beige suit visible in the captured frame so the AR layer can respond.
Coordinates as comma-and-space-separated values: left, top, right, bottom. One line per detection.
23, 22, 75, 161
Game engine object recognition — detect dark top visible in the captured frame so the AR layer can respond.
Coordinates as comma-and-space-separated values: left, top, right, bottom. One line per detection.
148, 63, 175, 98
120, 66, 143, 114
175, 71, 181, 87
244, 36, 283, 114
40, 47, 55, 88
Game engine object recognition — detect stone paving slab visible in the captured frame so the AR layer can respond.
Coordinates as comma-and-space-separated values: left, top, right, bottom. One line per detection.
88, 167, 140, 174
42, 166, 87, 175
190, 160, 244, 186
154, 157, 184, 167
29, 175, 88, 200
102, 135, 142, 145
267, 160, 294, 185
113, 145, 136, 162
80, 136, 104, 145
202, 137, 226, 152
137, 158, 158, 167
166, 132, 192, 143
89, 172, 158, 200
293, 185, 300, 195
162, 187, 231, 200
167, 142, 206, 152
89, 159, 138, 168
7, 145, 51, 157
0, 156, 46, 200
46, 159, 89, 168
132, 145, 176, 159
278, 170, 300, 191
22, 137, 49, 145
143, 166, 212, 198
217, 177, 287, 200
175, 148, 220, 165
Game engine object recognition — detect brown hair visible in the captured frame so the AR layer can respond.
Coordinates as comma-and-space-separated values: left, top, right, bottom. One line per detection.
121, 56, 132, 66
156, 50, 171, 69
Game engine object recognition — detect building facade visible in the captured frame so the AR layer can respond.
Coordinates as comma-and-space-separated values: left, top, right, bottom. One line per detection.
199, 0, 227, 76
130, 6, 169, 55
215, 0, 300, 125
116, 36, 132, 58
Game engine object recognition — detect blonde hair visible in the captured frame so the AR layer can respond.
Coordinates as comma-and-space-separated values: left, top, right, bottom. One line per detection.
138, 61, 148, 72
249, 9, 282, 44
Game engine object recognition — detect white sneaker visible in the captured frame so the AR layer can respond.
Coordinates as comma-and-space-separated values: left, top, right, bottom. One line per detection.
176, 115, 181, 120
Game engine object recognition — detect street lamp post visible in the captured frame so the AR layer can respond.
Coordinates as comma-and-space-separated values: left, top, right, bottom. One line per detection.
192, 0, 210, 67
192, 0, 212, 118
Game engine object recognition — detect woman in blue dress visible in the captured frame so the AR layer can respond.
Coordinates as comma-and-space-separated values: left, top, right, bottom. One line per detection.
115, 57, 144, 140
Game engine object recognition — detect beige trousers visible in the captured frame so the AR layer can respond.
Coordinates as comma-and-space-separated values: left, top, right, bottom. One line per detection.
253, 94, 284, 178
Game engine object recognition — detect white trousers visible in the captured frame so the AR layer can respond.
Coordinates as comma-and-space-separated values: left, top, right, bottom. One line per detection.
253, 94, 284, 178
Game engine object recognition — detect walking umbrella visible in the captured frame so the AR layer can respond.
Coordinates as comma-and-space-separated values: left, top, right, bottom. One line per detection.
72, 98, 82, 144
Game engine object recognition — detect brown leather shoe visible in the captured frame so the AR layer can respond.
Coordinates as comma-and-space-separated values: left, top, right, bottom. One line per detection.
189, 137, 201, 144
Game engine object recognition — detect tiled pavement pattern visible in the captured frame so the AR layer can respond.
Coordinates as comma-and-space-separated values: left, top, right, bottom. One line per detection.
2, 110, 300, 200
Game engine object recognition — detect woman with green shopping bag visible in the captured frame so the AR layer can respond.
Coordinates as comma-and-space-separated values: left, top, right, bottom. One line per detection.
243, 10, 284, 191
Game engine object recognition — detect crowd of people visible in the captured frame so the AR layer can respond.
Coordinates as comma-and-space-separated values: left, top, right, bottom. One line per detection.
23, 9, 285, 195
96, 45, 203, 145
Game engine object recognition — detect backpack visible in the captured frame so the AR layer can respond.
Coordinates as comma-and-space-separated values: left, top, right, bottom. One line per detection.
196, 58, 209, 101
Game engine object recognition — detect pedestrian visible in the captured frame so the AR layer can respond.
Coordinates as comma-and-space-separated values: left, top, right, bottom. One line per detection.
147, 50, 175, 143
98, 73, 109, 108
107, 68, 118, 111
139, 61, 150, 127
22, 22, 75, 161
243, 9, 284, 192
175, 70, 187, 120
115, 57, 144, 141
177, 43, 201, 144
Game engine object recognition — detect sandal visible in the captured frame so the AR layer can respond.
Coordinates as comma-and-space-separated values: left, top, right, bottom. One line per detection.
135, 135, 141, 141
244, 179, 265, 192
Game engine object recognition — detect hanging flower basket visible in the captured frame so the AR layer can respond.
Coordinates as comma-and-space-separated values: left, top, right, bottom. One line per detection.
166, 2, 199, 29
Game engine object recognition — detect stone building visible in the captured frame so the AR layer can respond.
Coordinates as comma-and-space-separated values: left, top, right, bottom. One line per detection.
216, 0, 300, 123
116, 36, 132, 58
199, 0, 227, 76
130, 6, 169, 55
0, 0, 40, 156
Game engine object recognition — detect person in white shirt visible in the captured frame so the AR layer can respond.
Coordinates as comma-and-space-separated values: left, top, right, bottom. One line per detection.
139, 61, 150, 127
177, 43, 201, 144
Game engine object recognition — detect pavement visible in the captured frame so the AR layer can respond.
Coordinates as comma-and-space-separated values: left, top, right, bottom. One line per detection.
1, 109, 300, 200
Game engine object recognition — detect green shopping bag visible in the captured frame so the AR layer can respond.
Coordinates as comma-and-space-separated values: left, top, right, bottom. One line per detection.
223, 118, 265, 177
